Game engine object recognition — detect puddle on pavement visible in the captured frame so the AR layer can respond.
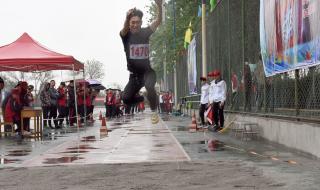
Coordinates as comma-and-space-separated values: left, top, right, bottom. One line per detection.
110, 122, 132, 126
170, 126, 189, 132
198, 148, 209, 153
43, 156, 84, 164
61, 150, 89, 154
154, 143, 171, 147
180, 141, 207, 146
5, 150, 31, 157
81, 136, 103, 142
67, 145, 98, 150
181, 140, 225, 151
0, 158, 22, 165
208, 140, 225, 151
162, 118, 170, 121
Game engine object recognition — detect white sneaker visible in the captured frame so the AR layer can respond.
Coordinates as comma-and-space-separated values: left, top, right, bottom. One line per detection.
151, 112, 160, 124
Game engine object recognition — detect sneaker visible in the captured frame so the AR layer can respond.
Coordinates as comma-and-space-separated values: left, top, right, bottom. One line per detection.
151, 112, 160, 124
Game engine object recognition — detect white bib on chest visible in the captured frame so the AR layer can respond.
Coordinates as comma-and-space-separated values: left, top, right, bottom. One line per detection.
129, 44, 149, 59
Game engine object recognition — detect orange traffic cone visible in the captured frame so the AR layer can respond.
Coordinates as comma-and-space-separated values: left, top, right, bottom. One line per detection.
189, 112, 198, 132
100, 117, 108, 136
99, 111, 102, 120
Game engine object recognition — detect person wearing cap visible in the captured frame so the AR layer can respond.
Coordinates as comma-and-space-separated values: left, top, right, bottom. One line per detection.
57, 82, 67, 128
208, 70, 227, 131
199, 77, 210, 127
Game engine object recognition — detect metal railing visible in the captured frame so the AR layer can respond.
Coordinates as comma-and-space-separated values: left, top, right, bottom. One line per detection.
168, 0, 320, 122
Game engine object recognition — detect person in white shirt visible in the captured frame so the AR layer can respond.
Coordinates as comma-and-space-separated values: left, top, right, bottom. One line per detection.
199, 77, 209, 126
208, 70, 227, 131
0, 77, 5, 106
159, 92, 163, 113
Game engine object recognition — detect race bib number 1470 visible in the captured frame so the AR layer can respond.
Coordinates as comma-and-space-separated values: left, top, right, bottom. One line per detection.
130, 44, 149, 60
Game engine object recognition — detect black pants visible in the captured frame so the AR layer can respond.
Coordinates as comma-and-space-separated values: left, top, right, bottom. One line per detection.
123, 69, 157, 111
69, 104, 76, 126
213, 102, 224, 128
199, 104, 207, 125
42, 106, 50, 127
78, 105, 85, 123
106, 105, 114, 118
23, 118, 30, 131
58, 105, 67, 125
49, 105, 58, 127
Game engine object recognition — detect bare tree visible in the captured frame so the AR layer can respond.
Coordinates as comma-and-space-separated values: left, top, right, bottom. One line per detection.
0, 74, 16, 90
30, 71, 54, 96
8, 72, 27, 83
6, 71, 54, 96
85, 59, 105, 80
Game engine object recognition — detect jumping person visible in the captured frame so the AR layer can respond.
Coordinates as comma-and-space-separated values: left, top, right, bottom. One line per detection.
120, 0, 162, 124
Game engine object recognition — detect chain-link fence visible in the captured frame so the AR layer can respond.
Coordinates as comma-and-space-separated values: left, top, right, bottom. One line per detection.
167, 0, 320, 121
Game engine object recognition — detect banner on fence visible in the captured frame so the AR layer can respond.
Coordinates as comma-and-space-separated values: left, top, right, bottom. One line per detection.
260, 0, 320, 77
187, 37, 197, 95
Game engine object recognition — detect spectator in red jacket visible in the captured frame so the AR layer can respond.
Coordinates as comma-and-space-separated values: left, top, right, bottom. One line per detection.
105, 89, 116, 118
3, 88, 25, 135
57, 82, 67, 128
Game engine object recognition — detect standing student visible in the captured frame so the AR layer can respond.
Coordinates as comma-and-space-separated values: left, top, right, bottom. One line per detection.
199, 77, 210, 127
208, 70, 227, 131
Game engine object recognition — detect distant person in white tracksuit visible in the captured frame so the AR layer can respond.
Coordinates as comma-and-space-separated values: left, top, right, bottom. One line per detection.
199, 77, 209, 127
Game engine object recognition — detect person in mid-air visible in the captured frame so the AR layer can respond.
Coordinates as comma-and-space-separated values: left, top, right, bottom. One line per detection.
120, 0, 162, 124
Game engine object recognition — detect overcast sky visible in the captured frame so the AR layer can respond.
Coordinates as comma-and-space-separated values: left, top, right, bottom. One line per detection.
0, 0, 153, 89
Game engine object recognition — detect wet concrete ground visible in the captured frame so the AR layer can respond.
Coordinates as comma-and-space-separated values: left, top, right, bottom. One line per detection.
1, 111, 189, 167
0, 108, 320, 189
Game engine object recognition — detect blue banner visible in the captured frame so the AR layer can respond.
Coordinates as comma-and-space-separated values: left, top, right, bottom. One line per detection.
260, 0, 320, 76
187, 37, 197, 95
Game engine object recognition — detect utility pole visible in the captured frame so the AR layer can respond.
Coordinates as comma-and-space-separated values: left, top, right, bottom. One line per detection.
173, 0, 178, 107
202, 0, 207, 77
162, 1, 167, 91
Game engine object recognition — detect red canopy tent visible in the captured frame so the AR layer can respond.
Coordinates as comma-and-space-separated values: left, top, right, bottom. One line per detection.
0, 33, 83, 72
0, 33, 84, 133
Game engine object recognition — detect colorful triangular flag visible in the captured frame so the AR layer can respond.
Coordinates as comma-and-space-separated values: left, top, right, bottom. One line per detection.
197, 5, 202, 17
210, 0, 216, 12
184, 22, 193, 49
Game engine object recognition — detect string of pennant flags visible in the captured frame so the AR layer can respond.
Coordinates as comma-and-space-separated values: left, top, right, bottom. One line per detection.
184, 0, 222, 49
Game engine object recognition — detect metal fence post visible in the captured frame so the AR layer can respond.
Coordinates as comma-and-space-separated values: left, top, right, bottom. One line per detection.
295, 69, 300, 116
202, 0, 207, 77
242, 0, 245, 111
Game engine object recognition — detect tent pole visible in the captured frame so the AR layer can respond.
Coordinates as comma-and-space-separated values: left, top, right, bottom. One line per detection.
83, 70, 87, 127
73, 65, 80, 132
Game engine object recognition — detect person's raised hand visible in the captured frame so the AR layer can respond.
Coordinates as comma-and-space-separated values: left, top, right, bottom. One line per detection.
126, 8, 135, 19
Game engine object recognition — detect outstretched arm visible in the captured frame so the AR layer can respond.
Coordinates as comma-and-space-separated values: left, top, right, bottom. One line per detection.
120, 8, 134, 37
150, 0, 163, 32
